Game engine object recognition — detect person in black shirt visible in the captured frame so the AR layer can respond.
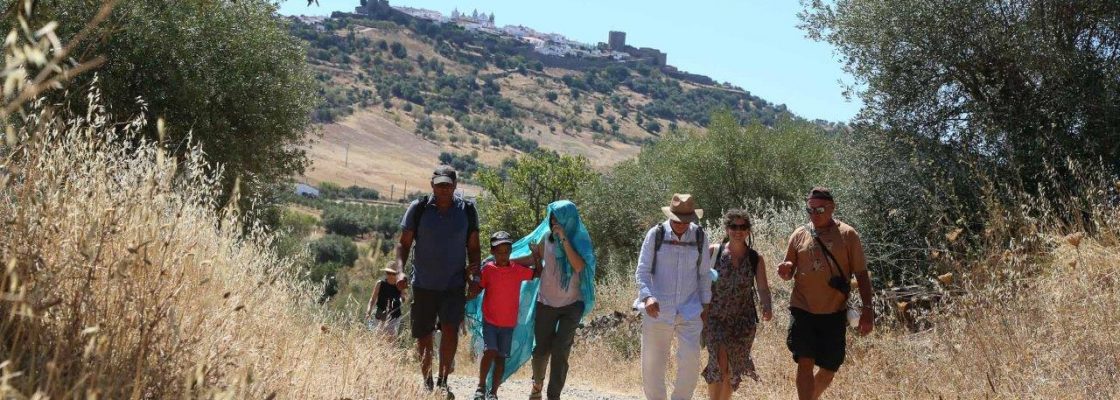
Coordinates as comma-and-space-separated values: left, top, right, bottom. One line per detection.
366, 265, 407, 338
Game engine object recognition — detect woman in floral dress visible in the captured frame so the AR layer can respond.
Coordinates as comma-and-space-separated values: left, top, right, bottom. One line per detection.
703, 209, 773, 400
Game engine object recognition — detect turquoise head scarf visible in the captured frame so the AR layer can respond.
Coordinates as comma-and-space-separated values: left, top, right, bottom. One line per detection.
464, 200, 597, 385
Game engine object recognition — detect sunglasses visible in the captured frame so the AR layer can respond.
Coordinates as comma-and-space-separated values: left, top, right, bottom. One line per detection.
805, 206, 829, 215
726, 223, 750, 231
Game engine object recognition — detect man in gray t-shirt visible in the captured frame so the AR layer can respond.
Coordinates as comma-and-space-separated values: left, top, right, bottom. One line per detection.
395, 165, 480, 397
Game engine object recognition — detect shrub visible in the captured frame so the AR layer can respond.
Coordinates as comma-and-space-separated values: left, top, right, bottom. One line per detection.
389, 41, 408, 58
579, 111, 836, 258
477, 150, 596, 240
308, 261, 345, 284
345, 185, 380, 200
318, 181, 344, 198
43, 0, 317, 213
309, 234, 359, 266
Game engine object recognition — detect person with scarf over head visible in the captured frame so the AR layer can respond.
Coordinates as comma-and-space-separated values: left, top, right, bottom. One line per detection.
464, 200, 597, 400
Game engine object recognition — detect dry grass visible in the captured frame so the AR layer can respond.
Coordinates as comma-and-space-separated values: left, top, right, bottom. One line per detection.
0, 92, 439, 397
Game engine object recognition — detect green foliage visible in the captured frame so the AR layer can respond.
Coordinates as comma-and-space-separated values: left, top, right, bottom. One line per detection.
801, 0, 1120, 280
315, 182, 378, 200
309, 261, 345, 284
477, 150, 597, 240
545, 91, 559, 102
636, 81, 786, 126
318, 181, 345, 198
43, 0, 317, 213
389, 41, 408, 58
344, 186, 380, 200
321, 209, 368, 237
459, 116, 538, 152
320, 203, 403, 237
802, 0, 1120, 182
401, 191, 428, 204
416, 116, 435, 136
580, 111, 837, 258
309, 235, 359, 268
280, 210, 319, 238
438, 151, 481, 180
274, 209, 318, 263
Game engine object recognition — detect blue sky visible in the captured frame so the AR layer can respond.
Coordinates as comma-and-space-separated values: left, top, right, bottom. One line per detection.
278, 0, 862, 123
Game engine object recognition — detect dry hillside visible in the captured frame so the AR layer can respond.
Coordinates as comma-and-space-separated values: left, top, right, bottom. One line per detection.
292, 15, 790, 197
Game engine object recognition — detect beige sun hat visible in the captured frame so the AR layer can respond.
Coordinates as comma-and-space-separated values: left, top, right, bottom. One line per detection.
661, 193, 703, 223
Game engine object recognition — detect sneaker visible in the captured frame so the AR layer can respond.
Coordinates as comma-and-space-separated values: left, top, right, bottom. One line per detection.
472, 387, 487, 400
424, 376, 435, 392
437, 376, 447, 388
485, 393, 498, 400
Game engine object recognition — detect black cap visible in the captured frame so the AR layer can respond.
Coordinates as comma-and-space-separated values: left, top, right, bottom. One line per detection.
432, 165, 458, 185
489, 231, 514, 247
807, 187, 834, 202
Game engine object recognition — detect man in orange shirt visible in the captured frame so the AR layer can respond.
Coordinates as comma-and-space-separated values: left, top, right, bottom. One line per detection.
777, 187, 874, 400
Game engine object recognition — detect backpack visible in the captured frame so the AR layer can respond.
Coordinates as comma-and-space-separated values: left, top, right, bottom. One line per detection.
650, 222, 706, 281
409, 195, 477, 240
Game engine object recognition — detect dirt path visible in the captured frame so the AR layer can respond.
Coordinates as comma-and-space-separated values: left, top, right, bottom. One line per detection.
445, 376, 642, 400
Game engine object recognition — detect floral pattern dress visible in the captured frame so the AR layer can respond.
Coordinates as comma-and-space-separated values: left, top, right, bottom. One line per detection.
702, 246, 761, 389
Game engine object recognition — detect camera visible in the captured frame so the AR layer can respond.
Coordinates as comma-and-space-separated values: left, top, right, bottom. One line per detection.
828, 275, 851, 297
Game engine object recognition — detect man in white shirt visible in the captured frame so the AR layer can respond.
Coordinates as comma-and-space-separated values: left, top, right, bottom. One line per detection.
634, 193, 713, 400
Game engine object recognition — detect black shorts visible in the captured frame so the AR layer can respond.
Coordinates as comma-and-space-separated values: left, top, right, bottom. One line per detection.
786, 307, 847, 372
410, 286, 466, 339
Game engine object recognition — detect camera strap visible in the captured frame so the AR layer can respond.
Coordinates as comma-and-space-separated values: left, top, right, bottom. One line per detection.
808, 224, 847, 281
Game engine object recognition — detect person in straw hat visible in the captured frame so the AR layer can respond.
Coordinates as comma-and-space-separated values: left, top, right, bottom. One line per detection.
634, 193, 713, 400
366, 262, 407, 338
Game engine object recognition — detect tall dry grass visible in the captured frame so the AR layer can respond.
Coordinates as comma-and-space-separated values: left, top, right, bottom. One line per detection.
0, 87, 446, 397
0, 6, 440, 398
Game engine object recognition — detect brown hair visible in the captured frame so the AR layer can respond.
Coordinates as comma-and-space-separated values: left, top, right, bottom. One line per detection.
721, 209, 753, 249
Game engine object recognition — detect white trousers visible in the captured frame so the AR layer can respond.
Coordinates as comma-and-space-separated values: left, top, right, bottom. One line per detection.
641, 314, 703, 400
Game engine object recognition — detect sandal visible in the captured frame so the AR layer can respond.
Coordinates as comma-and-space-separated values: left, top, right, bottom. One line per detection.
528, 382, 543, 400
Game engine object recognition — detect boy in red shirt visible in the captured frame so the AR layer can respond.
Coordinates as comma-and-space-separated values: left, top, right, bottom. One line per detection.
474, 231, 540, 400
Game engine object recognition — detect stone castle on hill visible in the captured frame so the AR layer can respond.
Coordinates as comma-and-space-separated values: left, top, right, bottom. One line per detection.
346, 0, 717, 85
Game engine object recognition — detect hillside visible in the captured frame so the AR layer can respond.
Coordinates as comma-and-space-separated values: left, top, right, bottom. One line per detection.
289, 10, 799, 197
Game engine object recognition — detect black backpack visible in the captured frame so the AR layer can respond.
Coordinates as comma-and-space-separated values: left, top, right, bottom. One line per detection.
409, 195, 476, 240
650, 223, 706, 281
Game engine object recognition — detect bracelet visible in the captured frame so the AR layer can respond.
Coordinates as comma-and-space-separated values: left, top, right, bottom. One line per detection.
860, 305, 873, 310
